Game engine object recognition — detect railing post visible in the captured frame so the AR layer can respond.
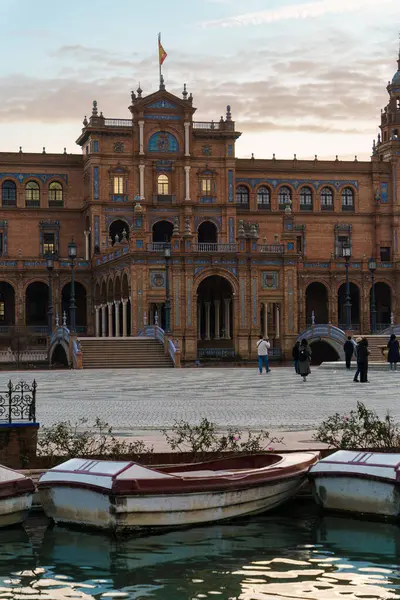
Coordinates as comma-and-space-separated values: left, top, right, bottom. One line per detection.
30, 380, 37, 422
7, 380, 12, 423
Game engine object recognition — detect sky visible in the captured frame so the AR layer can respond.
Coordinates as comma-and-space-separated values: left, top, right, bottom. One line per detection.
0, 0, 399, 160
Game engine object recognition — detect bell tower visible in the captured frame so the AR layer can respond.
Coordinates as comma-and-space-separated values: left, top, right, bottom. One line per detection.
376, 45, 400, 160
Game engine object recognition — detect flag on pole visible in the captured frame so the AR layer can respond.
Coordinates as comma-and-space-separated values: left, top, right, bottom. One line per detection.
158, 33, 167, 65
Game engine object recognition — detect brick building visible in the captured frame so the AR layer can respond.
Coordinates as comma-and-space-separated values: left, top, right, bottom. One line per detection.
0, 50, 399, 362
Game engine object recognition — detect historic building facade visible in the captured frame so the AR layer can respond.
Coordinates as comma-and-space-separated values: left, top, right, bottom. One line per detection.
0, 51, 399, 361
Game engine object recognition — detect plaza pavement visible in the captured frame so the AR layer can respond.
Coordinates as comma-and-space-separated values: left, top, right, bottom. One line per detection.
2, 365, 399, 451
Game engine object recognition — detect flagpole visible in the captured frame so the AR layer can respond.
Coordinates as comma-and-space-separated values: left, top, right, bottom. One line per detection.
158, 32, 162, 89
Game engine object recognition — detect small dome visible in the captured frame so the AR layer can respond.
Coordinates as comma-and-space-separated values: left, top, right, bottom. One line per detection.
392, 70, 400, 85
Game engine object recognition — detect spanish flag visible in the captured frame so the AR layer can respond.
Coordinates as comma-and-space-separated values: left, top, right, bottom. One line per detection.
158, 33, 167, 65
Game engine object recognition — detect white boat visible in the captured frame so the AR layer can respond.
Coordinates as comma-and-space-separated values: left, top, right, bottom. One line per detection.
309, 450, 400, 518
37, 452, 319, 532
0, 465, 35, 527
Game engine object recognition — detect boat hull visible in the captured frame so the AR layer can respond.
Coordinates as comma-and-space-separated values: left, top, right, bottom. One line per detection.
39, 476, 305, 531
0, 493, 33, 528
311, 475, 400, 518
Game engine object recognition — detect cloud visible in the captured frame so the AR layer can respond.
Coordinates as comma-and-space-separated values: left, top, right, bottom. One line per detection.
201, 0, 396, 28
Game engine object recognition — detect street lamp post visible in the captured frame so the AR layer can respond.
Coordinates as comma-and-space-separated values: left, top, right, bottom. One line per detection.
46, 254, 54, 337
68, 239, 77, 333
164, 245, 171, 333
342, 242, 352, 330
368, 257, 377, 334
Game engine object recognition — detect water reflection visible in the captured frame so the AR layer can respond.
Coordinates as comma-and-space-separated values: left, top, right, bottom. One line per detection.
0, 503, 399, 599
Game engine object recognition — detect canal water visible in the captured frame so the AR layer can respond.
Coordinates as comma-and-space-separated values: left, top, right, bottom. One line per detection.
1, 501, 400, 599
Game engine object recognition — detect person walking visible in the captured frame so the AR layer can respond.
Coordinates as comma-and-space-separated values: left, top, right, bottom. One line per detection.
353, 336, 362, 382
357, 337, 370, 383
292, 340, 300, 374
387, 333, 400, 371
298, 339, 312, 382
256, 335, 271, 374
343, 336, 354, 369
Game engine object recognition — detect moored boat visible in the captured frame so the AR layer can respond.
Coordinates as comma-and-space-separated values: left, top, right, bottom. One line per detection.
309, 450, 400, 518
0, 465, 35, 527
37, 452, 319, 532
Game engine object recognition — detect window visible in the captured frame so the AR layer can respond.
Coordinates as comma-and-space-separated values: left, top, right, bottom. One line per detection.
2, 181, 16, 207
157, 174, 169, 195
49, 182, 63, 206
26, 181, 40, 206
336, 235, 349, 257
296, 235, 303, 253
236, 185, 249, 206
257, 186, 270, 209
300, 186, 313, 210
0, 301, 4, 321
93, 140, 99, 152
278, 186, 291, 209
0, 233, 3, 254
321, 187, 333, 210
380, 247, 391, 261
113, 176, 124, 195
201, 178, 212, 195
341, 187, 354, 210
43, 232, 56, 255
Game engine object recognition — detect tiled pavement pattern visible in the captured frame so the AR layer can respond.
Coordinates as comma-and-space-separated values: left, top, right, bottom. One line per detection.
3, 366, 399, 434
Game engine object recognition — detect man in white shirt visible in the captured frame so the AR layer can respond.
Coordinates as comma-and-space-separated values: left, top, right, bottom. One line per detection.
257, 335, 271, 374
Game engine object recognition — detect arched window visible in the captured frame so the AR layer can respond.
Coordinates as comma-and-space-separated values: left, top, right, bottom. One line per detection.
2, 180, 16, 207
341, 187, 354, 211
25, 181, 40, 207
257, 186, 270, 209
278, 186, 291, 209
300, 186, 313, 210
321, 187, 334, 210
236, 185, 249, 207
49, 182, 63, 206
157, 174, 169, 195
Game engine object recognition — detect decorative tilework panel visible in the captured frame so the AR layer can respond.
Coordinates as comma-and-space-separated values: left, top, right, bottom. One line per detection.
148, 131, 179, 153
187, 278, 192, 326
287, 242, 294, 251
381, 182, 389, 203
237, 177, 359, 191
175, 279, 180, 326
150, 270, 165, 289
136, 240, 143, 249
93, 140, 99, 152
252, 278, 257, 326
229, 217, 235, 243
240, 279, 246, 327
304, 262, 330, 268
147, 100, 177, 109
93, 167, 99, 200
261, 271, 279, 290
287, 271, 294, 332
94, 216, 100, 250
227, 144, 233, 157
156, 160, 173, 172
228, 170, 233, 202
144, 115, 181, 121
0, 173, 68, 183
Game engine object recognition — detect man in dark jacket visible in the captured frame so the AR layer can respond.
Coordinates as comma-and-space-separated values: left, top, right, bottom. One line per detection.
343, 336, 354, 369
357, 338, 370, 383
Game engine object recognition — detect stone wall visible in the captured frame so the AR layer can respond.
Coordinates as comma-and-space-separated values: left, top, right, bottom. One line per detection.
0, 423, 39, 469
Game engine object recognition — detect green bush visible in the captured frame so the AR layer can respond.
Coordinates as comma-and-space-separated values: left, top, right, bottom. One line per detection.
313, 401, 400, 450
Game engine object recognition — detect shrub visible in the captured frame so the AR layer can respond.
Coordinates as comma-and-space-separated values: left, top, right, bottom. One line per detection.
38, 417, 154, 460
313, 401, 400, 450
162, 417, 282, 461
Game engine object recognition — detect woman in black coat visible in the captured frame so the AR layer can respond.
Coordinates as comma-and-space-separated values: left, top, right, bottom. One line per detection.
357, 338, 370, 383
387, 334, 400, 370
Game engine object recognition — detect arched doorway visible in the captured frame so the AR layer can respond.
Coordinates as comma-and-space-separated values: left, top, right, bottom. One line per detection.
109, 220, 129, 246
198, 221, 217, 244
338, 283, 360, 327
61, 282, 87, 330
305, 282, 328, 324
0, 282, 15, 326
152, 220, 173, 243
374, 282, 392, 327
309, 340, 339, 365
26, 282, 48, 326
51, 344, 69, 368
197, 275, 234, 352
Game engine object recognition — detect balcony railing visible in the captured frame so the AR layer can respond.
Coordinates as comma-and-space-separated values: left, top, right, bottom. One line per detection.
2, 198, 16, 207
236, 202, 249, 210
257, 203, 271, 210
147, 242, 172, 252
300, 204, 313, 211
152, 194, 176, 203
49, 200, 64, 208
26, 200, 40, 208
342, 204, 355, 212
104, 119, 132, 127
321, 204, 334, 211
193, 121, 221, 130
259, 244, 284, 253
194, 243, 238, 253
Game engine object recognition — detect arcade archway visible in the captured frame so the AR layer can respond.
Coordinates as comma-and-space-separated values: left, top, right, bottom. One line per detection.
197, 275, 233, 345
305, 282, 328, 324
198, 221, 218, 244
0, 282, 15, 326
61, 282, 87, 330
152, 220, 173, 243
374, 282, 392, 327
338, 283, 360, 327
109, 220, 129, 245
25, 282, 48, 326
309, 340, 340, 365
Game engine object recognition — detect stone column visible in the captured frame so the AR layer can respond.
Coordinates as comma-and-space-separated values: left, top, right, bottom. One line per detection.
139, 164, 145, 197
84, 230, 90, 260
95, 305, 100, 337
107, 302, 113, 337
263, 302, 268, 338
204, 301, 211, 340
114, 301, 121, 337
184, 165, 191, 201
101, 304, 106, 337
122, 298, 128, 337
197, 301, 202, 340
184, 122, 190, 156
275, 303, 280, 339
138, 120, 144, 155
224, 298, 231, 339
214, 299, 220, 339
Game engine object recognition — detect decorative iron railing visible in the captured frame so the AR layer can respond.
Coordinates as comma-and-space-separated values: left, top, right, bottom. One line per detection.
259, 244, 284, 253
193, 121, 221, 130
0, 380, 37, 423
147, 242, 172, 252
194, 243, 238, 253
104, 119, 132, 127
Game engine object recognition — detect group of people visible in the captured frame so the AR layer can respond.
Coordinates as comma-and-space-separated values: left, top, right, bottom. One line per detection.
257, 334, 312, 382
344, 333, 400, 382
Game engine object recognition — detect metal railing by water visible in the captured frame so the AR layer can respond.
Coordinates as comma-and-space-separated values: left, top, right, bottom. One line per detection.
104, 119, 132, 127
0, 380, 36, 422
194, 243, 238, 253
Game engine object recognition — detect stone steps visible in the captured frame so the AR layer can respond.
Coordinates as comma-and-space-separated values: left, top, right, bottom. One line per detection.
361, 335, 388, 362
80, 338, 174, 368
